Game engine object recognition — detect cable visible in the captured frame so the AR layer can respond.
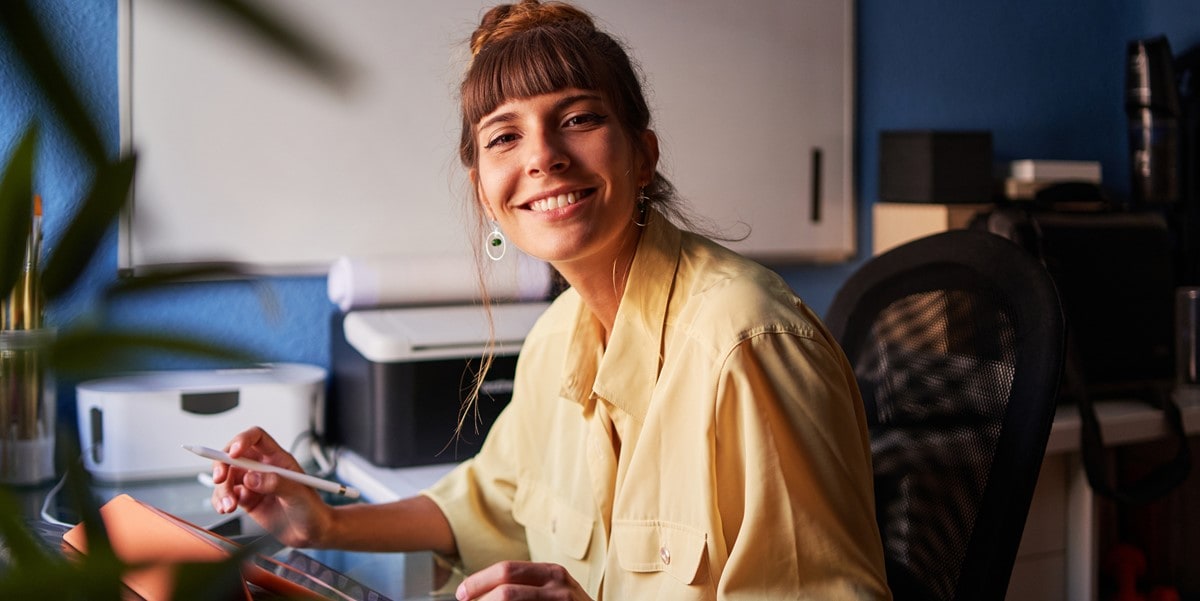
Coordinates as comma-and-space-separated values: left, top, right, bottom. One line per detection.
285, 428, 339, 479
38, 470, 73, 528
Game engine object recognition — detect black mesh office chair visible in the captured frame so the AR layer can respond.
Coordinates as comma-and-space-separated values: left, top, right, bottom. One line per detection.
825, 229, 1066, 601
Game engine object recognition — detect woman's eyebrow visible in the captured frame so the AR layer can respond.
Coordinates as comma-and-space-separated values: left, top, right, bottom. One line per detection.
554, 92, 603, 111
477, 93, 604, 133
478, 111, 517, 133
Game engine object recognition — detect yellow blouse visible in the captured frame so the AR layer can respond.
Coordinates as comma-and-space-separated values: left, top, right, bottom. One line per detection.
423, 214, 891, 600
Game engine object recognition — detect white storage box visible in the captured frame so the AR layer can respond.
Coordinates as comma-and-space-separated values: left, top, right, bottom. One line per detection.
76, 363, 326, 482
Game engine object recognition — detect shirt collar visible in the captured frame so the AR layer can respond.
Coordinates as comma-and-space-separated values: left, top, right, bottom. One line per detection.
560, 212, 682, 422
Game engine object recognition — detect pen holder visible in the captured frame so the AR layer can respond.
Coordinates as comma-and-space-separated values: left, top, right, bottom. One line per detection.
0, 328, 56, 485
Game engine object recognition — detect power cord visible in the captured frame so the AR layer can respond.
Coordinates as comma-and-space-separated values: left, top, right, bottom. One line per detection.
39, 469, 74, 528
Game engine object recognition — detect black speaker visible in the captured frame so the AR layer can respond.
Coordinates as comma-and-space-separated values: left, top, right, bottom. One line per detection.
879, 130, 994, 203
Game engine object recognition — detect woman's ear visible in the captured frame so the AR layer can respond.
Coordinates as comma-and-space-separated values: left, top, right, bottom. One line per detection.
471, 169, 496, 222
639, 129, 660, 185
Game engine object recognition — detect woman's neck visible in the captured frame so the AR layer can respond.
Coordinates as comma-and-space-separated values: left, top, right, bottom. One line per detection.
553, 226, 643, 341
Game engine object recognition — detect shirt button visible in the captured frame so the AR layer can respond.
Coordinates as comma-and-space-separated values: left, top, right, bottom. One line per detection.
659, 545, 671, 565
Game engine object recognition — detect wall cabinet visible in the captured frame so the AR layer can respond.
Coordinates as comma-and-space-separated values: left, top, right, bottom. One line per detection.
119, 0, 855, 274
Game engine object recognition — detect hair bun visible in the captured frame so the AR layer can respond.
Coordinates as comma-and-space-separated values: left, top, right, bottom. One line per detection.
470, 0, 595, 57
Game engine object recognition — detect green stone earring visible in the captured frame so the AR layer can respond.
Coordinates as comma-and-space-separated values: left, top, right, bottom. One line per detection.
485, 222, 507, 261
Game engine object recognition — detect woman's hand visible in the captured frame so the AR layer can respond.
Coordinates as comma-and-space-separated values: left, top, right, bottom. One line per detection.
210, 426, 334, 548
455, 561, 591, 600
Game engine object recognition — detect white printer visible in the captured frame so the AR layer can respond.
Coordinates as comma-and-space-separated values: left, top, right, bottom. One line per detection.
327, 302, 549, 468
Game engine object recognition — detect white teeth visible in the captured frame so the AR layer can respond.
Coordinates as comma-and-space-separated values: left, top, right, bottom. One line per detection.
531, 192, 579, 212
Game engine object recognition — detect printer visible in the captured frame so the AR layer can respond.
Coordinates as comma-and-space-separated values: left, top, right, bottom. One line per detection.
327, 302, 549, 468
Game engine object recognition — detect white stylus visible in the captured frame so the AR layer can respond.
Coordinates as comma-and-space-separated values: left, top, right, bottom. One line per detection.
183, 444, 361, 500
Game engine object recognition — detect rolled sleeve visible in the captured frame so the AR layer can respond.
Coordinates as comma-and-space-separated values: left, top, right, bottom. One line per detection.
714, 331, 890, 600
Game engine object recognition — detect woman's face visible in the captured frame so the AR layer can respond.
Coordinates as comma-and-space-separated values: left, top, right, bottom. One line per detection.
472, 87, 655, 272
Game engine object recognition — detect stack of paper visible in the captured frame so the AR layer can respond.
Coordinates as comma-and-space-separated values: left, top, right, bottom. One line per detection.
1004, 159, 1102, 200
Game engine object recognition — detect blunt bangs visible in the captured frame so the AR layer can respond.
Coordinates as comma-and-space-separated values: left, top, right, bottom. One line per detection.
458, 22, 651, 169
463, 27, 602, 125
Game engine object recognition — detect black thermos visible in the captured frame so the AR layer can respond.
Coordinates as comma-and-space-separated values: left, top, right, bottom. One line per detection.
1126, 36, 1182, 205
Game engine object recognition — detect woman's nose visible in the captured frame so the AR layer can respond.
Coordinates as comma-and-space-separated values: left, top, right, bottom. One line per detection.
525, 132, 569, 177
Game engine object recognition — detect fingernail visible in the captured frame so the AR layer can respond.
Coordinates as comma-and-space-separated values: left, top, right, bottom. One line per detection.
246, 472, 261, 488
221, 497, 234, 513
456, 583, 468, 601
229, 442, 242, 456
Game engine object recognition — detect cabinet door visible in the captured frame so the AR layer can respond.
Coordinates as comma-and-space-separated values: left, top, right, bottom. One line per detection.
605, 0, 855, 262
121, 0, 854, 272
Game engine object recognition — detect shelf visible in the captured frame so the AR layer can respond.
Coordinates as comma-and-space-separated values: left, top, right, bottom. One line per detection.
1045, 393, 1200, 455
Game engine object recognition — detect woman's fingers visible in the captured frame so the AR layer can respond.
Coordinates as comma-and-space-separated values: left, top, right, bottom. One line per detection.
456, 561, 587, 600
210, 426, 297, 514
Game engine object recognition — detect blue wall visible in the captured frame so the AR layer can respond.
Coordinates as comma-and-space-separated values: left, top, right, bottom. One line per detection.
3, 1, 1199, 418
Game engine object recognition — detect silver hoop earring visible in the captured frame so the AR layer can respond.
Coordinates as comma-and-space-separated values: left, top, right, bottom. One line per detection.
485, 222, 507, 261
633, 189, 650, 228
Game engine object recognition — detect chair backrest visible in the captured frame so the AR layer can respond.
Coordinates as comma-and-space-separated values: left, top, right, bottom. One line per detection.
825, 229, 1065, 601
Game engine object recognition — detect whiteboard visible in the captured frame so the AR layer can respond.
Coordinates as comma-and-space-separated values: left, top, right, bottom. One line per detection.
119, 0, 853, 274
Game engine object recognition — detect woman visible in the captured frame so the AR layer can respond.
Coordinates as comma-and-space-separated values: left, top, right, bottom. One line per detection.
212, 1, 890, 599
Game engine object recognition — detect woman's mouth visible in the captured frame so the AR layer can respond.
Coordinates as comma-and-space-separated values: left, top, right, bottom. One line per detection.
528, 189, 594, 213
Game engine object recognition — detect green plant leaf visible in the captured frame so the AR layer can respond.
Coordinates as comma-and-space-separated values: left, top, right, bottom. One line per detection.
109, 262, 261, 290
170, 560, 251, 601
170, 543, 265, 601
0, 1, 107, 166
0, 125, 37, 303
0, 489, 58, 568
60, 456, 120, 568
50, 328, 260, 379
0, 559, 122, 601
40, 154, 137, 299
186, 0, 351, 91
103, 262, 285, 324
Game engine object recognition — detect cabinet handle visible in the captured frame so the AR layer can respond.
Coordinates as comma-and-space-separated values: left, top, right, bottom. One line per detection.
810, 147, 823, 223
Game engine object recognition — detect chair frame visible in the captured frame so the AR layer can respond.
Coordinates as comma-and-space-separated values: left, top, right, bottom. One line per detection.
825, 229, 1065, 601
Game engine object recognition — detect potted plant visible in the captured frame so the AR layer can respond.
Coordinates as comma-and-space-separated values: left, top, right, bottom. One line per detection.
0, 1, 345, 597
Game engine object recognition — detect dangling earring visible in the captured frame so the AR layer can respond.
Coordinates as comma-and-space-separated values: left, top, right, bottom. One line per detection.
633, 188, 650, 228
485, 222, 507, 261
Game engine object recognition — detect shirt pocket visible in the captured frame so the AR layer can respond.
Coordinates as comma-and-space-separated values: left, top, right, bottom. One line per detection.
613, 519, 710, 595
512, 479, 595, 580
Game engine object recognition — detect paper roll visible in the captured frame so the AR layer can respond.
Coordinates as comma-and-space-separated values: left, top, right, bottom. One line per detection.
327, 251, 553, 311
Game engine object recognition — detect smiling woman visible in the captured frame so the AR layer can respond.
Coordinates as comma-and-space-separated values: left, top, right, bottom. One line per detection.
210, 2, 890, 600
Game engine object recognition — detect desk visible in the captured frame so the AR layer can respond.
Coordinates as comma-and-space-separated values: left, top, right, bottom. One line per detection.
333, 451, 457, 504
5, 475, 448, 600
1007, 395, 1200, 601
32, 399, 1179, 599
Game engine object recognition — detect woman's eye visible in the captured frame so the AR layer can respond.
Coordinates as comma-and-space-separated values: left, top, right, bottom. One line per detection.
484, 133, 518, 149
564, 113, 607, 128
